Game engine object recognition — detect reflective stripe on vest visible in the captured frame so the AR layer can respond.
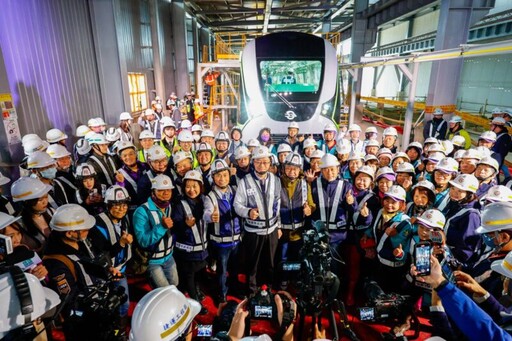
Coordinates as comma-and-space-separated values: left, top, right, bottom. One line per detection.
118, 168, 138, 192
89, 155, 114, 185
142, 202, 173, 259
175, 200, 207, 252
67, 254, 94, 286
207, 190, 240, 244
317, 177, 344, 230
96, 212, 132, 270
352, 192, 374, 230
243, 175, 278, 231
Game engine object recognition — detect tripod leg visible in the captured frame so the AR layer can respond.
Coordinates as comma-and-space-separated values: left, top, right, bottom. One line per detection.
298, 304, 305, 338
329, 307, 340, 341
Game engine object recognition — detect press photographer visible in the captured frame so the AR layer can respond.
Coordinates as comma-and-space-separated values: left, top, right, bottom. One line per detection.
43, 204, 127, 341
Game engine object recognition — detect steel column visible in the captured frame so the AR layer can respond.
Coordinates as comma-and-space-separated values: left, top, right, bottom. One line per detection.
171, 1, 190, 97
402, 62, 419, 148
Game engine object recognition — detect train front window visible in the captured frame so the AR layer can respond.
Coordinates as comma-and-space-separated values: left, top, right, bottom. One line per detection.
259, 60, 322, 101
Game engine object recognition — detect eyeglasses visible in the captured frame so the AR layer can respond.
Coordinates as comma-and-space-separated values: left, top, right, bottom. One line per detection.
254, 161, 271, 166
152, 159, 168, 165
111, 203, 128, 209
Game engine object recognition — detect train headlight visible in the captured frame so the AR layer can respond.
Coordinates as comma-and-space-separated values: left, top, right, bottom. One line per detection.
323, 104, 330, 110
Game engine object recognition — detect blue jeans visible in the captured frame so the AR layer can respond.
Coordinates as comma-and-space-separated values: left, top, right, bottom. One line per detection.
216, 244, 240, 296
147, 256, 179, 288
114, 276, 130, 317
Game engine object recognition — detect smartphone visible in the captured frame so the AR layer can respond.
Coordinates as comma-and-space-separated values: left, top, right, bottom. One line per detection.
358, 307, 375, 321
440, 258, 456, 283
197, 324, 212, 337
414, 241, 432, 276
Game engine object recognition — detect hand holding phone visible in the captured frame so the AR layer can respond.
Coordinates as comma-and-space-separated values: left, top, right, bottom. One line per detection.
414, 241, 432, 276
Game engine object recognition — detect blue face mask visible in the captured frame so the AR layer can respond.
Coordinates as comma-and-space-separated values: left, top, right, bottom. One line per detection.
40, 168, 57, 180
483, 232, 504, 250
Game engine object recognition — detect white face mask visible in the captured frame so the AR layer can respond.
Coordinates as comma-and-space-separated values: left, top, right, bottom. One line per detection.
193, 135, 201, 142
40, 168, 57, 179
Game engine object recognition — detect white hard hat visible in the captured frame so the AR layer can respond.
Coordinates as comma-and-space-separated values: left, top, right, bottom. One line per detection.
323, 123, 337, 132
476, 202, 512, 234
277, 143, 292, 154
27, 151, 56, 169
234, 146, 251, 160
75, 125, 91, 137
215, 131, 230, 142
376, 148, 393, 158
491, 117, 506, 126
428, 152, 446, 164
139, 130, 155, 140
451, 135, 466, 148
364, 154, 378, 163
335, 140, 350, 154
46, 144, 71, 159
433, 108, 444, 116
461, 149, 481, 161
492, 107, 506, 115
104, 185, 131, 204
347, 151, 365, 162
288, 122, 299, 129
310, 150, 325, 159
284, 152, 302, 167
105, 127, 121, 142
172, 151, 192, 165
0, 171, 11, 186
151, 174, 174, 190
453, 149, 465, 160
396, 162, 415, 174
183, 170, 203, 184
147, 145, 167, 161
252, 146, 272, 160
412, 180, 436, 200
178, 130, 194, 142
84, 131, 96, 141
0, 211, 20, 230
320, 153, 340, 168
375, 166, 396, 181
119, 112, 132, 121
129, 285, 201, 341
441, 140, 454, 156
0, 268, 60, 336
392, 152, 410, 163
117, 141, 136, 155
365, 140, 380, 148
11, 177, 52, 202
348, 124, 361, 132
211, 159, 230, 175
365, 126, 378, 134
247, 138, 260, 148
191, 124, 202, 132
75, 138, 91, 156
491, 250, 512, 279
50, 204, 96, 231
449, 174, 479, 193
75, 163, 97, 179
201, 129, 215, 138
355, 165, 375, 180
46, 128, 68, 143
449, 116, 463, 124
482, 185, 512, 203
95, 117, 106, 126
196, 142, 213, 154
475, 146, 491, 160
424, 137, 438, 145
478, 156, 499, 173
479, 131, 497, 142
23, 137, 49, 156
155, 103, 163, 110
303, 138, 317, 149
416, 209, 446, 230
427, 144, 446, 155
87, 118, 101, 127
407, 141, 423, 152
161, 117, 177, 129
143, 108, 155, 117
384, 185, 406, 201
180, 119, 192, 129
88, 133, 109, 145
434, 157, 459, 173
383, 127, 398, 137
22, 134, 41, 145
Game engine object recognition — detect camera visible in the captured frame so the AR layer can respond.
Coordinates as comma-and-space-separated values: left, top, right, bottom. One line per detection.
248, 285, 277, 320
0, 235, 13, 258
359, 280, 412, 322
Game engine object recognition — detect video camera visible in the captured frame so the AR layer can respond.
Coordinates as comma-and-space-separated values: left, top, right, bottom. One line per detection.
248, 285, 292, 321
358, 280, 412, 322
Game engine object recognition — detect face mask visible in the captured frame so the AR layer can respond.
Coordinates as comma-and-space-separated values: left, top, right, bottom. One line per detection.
40, 168, 57, 179
193, 135, 201, 142
260, 135, 270, 142
483, 233, 498, 249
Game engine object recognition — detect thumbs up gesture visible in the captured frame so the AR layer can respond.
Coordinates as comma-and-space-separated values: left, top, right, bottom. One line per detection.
120, 231, 133, 247
212, 205, 220, 223
230, 165, 237, 176
303, 202, 312, 217
393, 244, 404, 259
185, 215, 196, 227
162, 217, 174, 229
115, 171, 124, 183
360, 202, 369, 217
249, 208, 259, 220
346, 190, 354, 205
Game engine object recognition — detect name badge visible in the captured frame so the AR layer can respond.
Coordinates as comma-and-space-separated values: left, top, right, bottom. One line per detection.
247, 188, 256, 196
176, 242, 193, 252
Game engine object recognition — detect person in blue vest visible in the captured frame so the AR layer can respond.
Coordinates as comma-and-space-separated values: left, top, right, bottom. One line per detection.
442, 173, 483, 273
381, 127, 399, 154
86, 133, 117, 187
234, 145, 282, 296
475, 156, 499, 199
89, 185, 133, 325
423, 108, 448, 140
172, 170, 209, 315
47, 144, 78, 206
432, 157, 459, 212
311, 153, 357, 278
277, 152, 316, 289
133, 174, 178, 289
317, 123, 338, 155
136, 145, 171, 205
204, 159, 242, 304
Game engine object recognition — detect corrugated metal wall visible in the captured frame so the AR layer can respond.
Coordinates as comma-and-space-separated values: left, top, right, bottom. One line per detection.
0, 0, 103, 138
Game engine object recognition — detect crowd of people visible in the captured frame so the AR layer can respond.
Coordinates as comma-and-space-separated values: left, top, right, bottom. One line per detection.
2, 96, 512, 340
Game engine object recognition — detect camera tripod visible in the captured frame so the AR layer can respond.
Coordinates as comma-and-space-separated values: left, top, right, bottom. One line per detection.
296, 276, 359, 341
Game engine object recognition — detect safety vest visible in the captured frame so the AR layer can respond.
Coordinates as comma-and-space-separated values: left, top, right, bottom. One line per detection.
352, 192, 374, 230
88, 154, 116, 186
140, 203, 174, 260
280, 179, 308, 230
116, 127, 133, 143
207, 189, 241, 244
174, 200, 208, 253
242, 174, 279, 233
95, 212, 132, 270
53, 175, 78, 205
372, 210, 410, 268
314, 177, 346, 230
